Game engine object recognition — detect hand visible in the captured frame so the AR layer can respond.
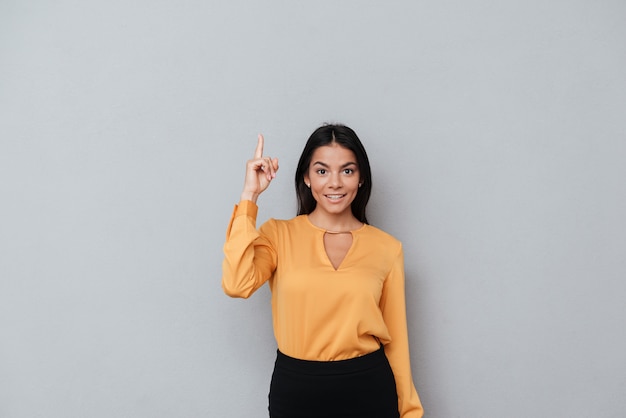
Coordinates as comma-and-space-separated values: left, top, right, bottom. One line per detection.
240, 134, 279, 203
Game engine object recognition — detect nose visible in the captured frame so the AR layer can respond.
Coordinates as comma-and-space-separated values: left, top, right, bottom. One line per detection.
329, 172, 342, 188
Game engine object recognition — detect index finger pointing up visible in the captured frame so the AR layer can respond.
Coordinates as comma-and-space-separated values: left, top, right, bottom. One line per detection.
254, 134, 264, 158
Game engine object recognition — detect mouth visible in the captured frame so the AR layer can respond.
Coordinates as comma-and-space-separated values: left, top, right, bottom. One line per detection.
324, 194, 347, 201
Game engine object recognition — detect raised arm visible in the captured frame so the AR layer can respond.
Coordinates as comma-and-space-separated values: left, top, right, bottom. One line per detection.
222, 134, 280, 298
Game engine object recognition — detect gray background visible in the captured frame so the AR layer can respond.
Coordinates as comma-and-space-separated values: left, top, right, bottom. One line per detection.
1, 1, 625, 417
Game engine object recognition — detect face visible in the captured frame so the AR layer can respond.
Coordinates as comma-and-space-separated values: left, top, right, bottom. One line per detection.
303, 143, 361, 219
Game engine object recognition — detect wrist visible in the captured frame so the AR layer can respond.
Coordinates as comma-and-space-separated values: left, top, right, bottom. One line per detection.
240, 191, 259, 203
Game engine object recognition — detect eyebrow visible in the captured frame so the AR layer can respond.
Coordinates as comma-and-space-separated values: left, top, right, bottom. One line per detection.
312, 161, 357, 168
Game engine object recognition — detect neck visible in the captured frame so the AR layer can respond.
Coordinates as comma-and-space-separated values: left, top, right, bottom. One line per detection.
307, 211, 363, 232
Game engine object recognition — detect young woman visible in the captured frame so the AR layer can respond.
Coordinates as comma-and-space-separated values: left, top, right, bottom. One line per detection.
222, 124, 424, 418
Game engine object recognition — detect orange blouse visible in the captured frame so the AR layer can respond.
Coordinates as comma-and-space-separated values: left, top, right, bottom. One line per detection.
222, 200, 423, 417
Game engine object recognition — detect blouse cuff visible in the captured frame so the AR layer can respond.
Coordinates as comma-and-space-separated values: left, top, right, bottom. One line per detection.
225, 200, 259, 239
235, 199, 258, 218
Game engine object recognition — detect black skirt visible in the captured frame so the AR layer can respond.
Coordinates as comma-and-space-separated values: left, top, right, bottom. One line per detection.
268, 345, 400, 418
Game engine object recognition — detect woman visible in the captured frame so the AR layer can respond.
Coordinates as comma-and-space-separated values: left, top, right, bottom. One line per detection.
222, 124, 424, 417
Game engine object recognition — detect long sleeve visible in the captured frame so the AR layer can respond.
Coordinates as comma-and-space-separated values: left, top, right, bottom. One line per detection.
221, 200, 277, 298
380, 244, 424, 418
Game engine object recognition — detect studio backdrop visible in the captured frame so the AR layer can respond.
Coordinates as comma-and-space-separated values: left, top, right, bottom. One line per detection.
1, 1, 625, 417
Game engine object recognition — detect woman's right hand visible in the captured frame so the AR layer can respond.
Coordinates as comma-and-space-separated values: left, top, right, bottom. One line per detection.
240, 134, 279, 203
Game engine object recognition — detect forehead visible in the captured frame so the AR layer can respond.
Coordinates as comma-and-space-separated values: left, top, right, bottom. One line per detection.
310, 143, 357, 165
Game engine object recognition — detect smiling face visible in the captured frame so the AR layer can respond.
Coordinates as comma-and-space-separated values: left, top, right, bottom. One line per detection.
303, 143, 362, 222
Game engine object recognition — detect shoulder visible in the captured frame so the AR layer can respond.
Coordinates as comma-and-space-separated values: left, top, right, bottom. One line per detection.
360, 224, 403, 254
362, 224, 401, 244
259, 215, 308, 236
260, 215, 304, 228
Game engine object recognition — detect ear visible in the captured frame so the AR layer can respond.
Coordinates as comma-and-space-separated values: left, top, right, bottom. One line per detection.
303, 173, 310, 188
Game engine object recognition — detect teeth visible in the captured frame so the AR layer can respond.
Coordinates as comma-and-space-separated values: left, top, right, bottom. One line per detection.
326, 195, 344, 200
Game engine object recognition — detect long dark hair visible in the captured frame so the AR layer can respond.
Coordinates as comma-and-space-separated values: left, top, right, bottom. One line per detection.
295, 124, 372, 224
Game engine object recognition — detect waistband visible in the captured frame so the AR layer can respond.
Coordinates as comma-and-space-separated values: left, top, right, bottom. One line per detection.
274, 345, 387, 376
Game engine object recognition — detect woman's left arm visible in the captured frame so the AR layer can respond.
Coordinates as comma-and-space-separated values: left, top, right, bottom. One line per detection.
380, 244, 424, 418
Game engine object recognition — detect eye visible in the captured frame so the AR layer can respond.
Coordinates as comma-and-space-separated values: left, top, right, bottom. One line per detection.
316, 169, 326, 175
343, 168, 354, 175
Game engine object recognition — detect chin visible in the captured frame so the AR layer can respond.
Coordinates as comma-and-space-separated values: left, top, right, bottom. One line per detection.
321, 204, 353, 216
